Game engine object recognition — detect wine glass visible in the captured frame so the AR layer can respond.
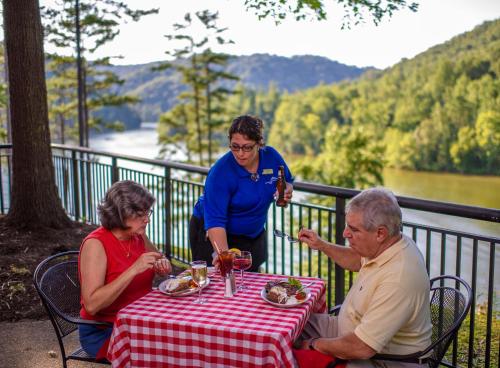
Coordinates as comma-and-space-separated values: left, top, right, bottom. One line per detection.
233, 251, 252, 290
191, 260, 208, 304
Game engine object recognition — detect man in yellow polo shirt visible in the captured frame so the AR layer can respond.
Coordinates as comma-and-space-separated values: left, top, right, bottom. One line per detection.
296, 188, 432, 367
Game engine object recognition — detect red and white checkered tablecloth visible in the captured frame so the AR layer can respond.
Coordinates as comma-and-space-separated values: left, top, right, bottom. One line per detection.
107, 272, 326, 368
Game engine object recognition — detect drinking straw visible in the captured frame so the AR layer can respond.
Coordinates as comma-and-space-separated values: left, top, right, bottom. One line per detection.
213, 240, 222, 255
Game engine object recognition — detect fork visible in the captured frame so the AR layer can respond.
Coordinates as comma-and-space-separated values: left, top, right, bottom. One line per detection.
297, 281, 314, 291
273, 229, 299, 243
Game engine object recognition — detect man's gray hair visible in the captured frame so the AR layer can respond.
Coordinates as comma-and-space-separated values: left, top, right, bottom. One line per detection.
346, 187, 402, 236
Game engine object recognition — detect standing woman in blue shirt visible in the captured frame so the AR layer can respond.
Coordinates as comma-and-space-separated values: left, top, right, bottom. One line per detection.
189, 115, 294, 272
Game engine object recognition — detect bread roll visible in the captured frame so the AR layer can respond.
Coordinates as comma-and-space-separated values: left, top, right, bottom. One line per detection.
165, 278, 190, 293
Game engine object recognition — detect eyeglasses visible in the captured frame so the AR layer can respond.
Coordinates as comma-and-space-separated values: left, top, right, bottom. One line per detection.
273, 229, 299, 243
229, 143, 256, 152
135, 209, 153, 219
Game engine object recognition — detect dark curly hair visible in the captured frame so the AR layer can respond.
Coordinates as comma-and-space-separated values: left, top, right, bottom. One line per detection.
228, 115, 265, 146
97, 180, 155, 230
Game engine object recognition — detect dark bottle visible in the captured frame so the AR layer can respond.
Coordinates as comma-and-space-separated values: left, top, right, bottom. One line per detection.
276, 165, 287, 207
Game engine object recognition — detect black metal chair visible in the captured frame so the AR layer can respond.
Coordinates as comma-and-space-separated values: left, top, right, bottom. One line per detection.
329, 275, 472, 368
33, 251, 111, 368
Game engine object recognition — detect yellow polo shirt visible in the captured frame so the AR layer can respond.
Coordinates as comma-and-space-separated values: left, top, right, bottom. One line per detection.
338, 235, 432, 355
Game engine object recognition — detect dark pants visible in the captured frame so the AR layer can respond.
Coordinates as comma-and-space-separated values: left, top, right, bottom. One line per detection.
189, 215, 267, 272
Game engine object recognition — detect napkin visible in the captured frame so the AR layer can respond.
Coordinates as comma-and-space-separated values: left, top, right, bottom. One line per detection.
293, 349, 346, 368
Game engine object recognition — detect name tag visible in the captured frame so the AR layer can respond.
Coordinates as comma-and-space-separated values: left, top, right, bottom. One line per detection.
262, 169, 274, 175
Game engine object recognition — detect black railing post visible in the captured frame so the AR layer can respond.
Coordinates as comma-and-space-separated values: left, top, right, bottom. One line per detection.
164, 167, 172, 258
111, 157, 119, 184
0, 152, 4, 214
72, 150, 80, 221
334, 197, 346, 305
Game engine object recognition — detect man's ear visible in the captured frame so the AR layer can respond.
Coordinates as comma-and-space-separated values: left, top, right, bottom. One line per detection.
376, 226, 389, 242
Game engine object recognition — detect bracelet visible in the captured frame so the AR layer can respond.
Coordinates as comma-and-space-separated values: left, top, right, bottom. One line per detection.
308, 337, 319, 351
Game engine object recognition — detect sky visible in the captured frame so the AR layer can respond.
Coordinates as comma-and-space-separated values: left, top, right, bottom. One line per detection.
42, 0, 500, 69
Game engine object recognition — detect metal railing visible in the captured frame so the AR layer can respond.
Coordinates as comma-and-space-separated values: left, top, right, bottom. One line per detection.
1, 143, 499, 368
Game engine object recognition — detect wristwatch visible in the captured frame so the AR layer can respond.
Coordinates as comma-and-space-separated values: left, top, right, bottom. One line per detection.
308, 338, 319, 351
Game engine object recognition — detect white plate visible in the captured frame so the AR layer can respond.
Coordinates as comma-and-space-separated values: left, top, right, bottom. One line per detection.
260, 287, 311, 308
158, 276, 210, 297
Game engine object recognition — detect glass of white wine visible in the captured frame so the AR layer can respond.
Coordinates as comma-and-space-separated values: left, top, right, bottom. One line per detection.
191, 260, 208, 304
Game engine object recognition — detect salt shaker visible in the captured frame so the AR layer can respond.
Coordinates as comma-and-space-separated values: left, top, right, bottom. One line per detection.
230, 272, 237, 294
224, 274, 233, 297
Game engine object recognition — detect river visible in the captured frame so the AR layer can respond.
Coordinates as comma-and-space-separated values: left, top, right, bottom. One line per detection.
89, 123, 499, 302
90, 123, 500, 238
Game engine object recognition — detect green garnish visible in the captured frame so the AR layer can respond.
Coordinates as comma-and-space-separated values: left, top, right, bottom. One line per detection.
288, 276, 302, 288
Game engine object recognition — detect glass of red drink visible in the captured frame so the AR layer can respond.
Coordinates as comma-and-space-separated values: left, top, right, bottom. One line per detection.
218, 250, 235, 278
233, 251, 252, 290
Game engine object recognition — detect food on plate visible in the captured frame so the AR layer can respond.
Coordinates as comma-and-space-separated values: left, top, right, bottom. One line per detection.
264, 277, 309, 305
295, 291, 307, 301
165, 278, 190, 293
264, 277, 301, 296
267, 285, 289, 304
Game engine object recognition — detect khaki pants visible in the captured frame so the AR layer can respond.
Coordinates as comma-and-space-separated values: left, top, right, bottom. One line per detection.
296, 314, 427, 368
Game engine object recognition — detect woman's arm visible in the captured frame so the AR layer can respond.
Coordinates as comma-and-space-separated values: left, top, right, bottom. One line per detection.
207, 227, 229, 251
142, 234, 172, 276
80, 238, 163, 315
207, 227, 229, 267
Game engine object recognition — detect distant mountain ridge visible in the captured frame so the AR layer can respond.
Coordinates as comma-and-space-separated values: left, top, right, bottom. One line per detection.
100, 54, 372, 126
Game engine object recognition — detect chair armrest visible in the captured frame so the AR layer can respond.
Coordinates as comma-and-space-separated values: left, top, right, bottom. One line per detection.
71, 317, 113, 328
329, 305, 341, 315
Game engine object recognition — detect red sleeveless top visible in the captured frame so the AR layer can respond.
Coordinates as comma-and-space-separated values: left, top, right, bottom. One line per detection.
79, 227, 155, 322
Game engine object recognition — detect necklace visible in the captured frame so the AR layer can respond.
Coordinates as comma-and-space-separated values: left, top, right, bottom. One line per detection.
118, 237, 132, 258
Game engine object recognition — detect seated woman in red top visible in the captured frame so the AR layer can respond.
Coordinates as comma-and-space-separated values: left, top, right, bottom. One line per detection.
78, 180, 172, 360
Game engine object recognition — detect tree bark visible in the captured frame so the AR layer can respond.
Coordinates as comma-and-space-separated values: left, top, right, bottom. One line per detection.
3, 0, 72, 229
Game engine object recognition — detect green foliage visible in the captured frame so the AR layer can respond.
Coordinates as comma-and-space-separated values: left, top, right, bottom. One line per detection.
269, 86, 341, 155
455, 306, 499, 367
224, 82, 283, 132
292, 123, 385, 189
95, 54, 368, 126
243, 0, 418, 28
268, 18, 500, 176
42, 0, 156, 143
156, 10, 238, 166
450, 110, 500, 174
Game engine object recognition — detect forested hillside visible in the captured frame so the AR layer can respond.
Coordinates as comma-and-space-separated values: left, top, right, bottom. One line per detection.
268, 19, 500, 177
104, 54, 370, 123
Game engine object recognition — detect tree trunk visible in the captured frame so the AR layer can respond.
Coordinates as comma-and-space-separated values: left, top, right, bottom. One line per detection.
3, 0, 72, 229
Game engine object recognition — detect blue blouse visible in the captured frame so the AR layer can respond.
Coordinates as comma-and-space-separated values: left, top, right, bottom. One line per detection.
193, 146, 293, 238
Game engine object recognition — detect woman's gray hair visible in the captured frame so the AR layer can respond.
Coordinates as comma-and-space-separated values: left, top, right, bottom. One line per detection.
346, 187, 402, 236
98, 180, 155, 230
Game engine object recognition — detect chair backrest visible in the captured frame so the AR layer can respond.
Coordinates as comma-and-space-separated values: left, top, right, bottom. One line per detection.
33, 251, 82, 338
426, 275, 472, 367
372, 275, 472, 367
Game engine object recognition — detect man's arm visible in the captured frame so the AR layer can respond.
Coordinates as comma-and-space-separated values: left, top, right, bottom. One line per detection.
301, 332, 376, 360
298, 228, 361, 272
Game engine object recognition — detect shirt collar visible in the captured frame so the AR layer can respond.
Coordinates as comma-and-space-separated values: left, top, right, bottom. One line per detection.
362, 234, 408, 268
230, 147, 263, 178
